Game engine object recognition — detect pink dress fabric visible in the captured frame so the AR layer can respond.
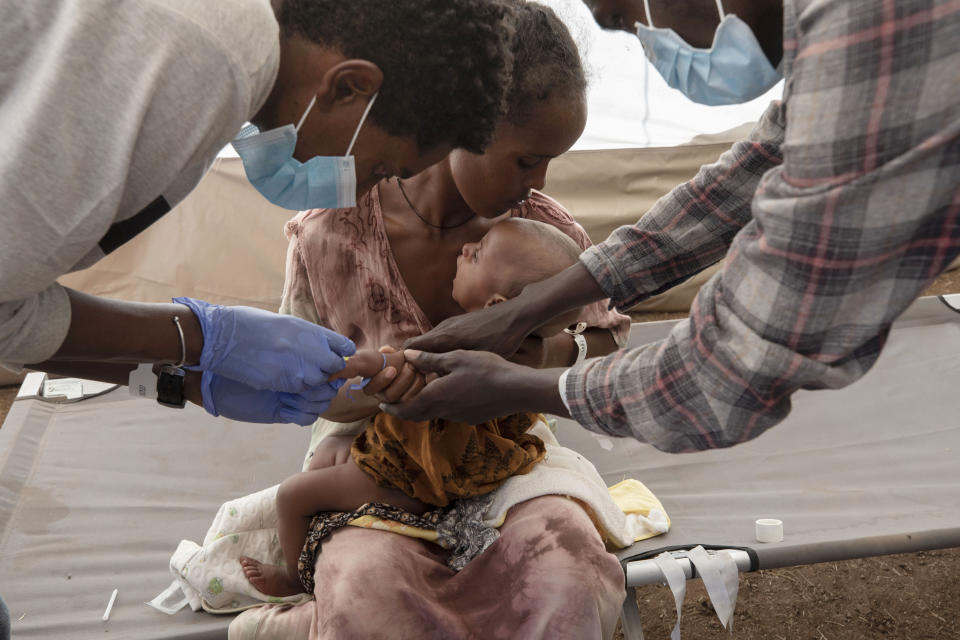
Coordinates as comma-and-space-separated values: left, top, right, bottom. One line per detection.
231, 186, 628, 640
235, 497, 625, 640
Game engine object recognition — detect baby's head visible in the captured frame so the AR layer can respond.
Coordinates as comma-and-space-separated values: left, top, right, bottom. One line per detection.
452, 218, 583, 332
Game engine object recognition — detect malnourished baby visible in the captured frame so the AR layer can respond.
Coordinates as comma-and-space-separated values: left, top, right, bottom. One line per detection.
241, 218, 584, 596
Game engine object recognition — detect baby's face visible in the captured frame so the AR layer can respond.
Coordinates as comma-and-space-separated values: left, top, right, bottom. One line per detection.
451, 223, 526, 312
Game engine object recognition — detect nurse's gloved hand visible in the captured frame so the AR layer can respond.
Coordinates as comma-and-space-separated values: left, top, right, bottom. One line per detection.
200, 371, 342, 425
174, 298, 355, 393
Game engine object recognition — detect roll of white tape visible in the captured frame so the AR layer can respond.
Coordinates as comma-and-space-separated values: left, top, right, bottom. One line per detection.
755, 518, 783, 543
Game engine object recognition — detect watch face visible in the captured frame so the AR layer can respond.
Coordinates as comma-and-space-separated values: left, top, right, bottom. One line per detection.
157, 365, 186, 408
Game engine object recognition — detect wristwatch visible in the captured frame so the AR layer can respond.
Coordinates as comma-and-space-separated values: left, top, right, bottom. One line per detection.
128, 314, 189, 409
130, 363, 186, 408
157, 365, 187, 409
564, 322, 588, 365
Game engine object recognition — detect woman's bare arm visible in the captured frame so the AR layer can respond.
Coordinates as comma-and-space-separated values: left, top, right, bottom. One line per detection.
516, 327, 620, 369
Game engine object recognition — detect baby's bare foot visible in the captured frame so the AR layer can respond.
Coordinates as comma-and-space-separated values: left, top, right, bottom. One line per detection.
239, 556, 304, 597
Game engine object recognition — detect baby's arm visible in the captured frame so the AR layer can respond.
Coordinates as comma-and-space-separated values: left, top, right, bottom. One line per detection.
321, 377, 381, 422
336, 348, 426, 402
331, 348, 406, 381
323, 348, 426, 422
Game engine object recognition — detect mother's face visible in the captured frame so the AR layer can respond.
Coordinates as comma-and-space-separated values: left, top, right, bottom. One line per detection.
448, 95, 587, 219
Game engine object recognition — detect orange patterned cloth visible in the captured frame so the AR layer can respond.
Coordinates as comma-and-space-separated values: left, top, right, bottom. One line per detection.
351, 413, 545, 507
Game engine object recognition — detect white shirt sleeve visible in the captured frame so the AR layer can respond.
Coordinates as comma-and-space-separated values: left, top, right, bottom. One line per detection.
558, 368, 573, 414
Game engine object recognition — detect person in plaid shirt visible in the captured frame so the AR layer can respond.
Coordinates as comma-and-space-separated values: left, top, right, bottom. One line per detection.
383, 0, 960, 453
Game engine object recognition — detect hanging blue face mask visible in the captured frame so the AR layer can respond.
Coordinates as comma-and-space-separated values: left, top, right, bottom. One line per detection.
634, 0, 781, 106
232, 93, 378, 210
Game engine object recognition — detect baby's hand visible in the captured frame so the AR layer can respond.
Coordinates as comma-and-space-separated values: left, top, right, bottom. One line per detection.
330, 348, 405, 381
328, 347, 423, 403
364, 346, 427, 404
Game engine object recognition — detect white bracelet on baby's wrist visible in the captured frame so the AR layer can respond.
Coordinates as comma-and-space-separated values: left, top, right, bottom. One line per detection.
564, 322, 588, 366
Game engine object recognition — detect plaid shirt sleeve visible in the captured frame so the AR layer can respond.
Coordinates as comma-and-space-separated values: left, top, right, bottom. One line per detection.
565, 0, 960, 452
583, 98, 786, 309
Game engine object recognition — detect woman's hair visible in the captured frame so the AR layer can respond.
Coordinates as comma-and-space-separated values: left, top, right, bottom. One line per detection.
504, 2, 586, 126
279, 0, 515, 154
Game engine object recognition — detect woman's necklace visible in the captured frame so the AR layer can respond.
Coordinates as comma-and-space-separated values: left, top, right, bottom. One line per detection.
397, 178, 476, 230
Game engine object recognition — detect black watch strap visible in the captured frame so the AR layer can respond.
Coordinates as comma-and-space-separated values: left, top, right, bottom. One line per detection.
157, 365, 187, 409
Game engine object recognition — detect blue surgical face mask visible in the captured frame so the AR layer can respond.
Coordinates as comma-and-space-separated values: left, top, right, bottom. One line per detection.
634, 0, 782, 106
232, 92, 378, 210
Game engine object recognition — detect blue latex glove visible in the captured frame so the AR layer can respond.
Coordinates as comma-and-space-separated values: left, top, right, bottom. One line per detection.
201, 371, 344, 425
174, 298, 355, 393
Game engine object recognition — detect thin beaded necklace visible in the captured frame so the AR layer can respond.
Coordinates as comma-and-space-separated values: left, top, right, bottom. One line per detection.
396, 178, 477, 230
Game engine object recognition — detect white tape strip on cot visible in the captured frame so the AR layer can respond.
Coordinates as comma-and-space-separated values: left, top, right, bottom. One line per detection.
145, 580, 190, 615
654, 552, 687, 640
653, 545, 740, 638
688, 546, 739, 631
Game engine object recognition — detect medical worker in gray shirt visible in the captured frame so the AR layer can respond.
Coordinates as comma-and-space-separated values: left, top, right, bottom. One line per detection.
0, 0, 514, 426
0, 2, 516, 630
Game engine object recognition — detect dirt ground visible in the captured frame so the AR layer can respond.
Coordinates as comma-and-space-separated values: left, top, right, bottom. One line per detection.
613, 549, 960, 639
2, 270, 959, 639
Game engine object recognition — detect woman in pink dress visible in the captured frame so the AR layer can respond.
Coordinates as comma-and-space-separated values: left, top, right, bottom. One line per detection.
238, 4, 632, 638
